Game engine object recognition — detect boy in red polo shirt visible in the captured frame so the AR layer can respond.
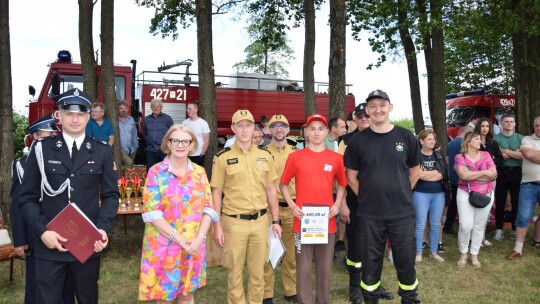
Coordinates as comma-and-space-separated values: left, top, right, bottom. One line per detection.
280, 114, 347, 304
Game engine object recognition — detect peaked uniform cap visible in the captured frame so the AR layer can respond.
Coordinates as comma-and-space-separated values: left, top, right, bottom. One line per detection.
232, 109, 255, 124
27, 113, 59, 133
354, 103, 368, 116
269, 114, 289, 126
57, 88, 92, 113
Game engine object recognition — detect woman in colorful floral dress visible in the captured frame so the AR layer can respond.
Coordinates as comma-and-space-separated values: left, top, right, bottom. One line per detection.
138, 124, 218, 304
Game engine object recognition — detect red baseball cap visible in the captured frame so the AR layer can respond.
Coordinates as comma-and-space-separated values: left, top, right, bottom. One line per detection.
306, 114, 328, 127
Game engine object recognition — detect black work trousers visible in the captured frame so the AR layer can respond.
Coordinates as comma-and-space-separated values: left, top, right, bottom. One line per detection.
345, 198, 361, 288
358, 215, 418, 300
495, 166, 522, 230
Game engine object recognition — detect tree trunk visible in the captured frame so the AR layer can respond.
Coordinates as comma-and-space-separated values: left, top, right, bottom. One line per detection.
430, 0, 447, 154
196, 0, 217, 177
0, 0, 14, 220
101, 0, 121, 177
397, 0, 424, 134
416, 0, 434, 121
79, 0, 98, 101
328, 0, 346, 119
303, 0, 317, 117
512, 0, 540, 134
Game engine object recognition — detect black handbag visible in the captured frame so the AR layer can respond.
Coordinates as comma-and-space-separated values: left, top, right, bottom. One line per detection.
468, 190, 491, 208
463, 153, 492, 208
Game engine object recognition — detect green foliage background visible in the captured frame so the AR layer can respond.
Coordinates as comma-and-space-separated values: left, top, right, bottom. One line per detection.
13, 112, 28, 159
392, 117, 415, 133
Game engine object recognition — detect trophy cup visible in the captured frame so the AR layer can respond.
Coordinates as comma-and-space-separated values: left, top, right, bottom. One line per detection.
118, 177, 127, 210
125, 187, 133, 207
132, 176, 142, 211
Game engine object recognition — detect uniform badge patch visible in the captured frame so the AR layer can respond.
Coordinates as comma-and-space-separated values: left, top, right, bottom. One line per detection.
396, 142, 404, 152
227, 158, 239, 165
86, 142, 92, 150
56, 140, 63, 148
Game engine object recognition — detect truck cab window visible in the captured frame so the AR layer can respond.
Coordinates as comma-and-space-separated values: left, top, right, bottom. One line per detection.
446, 106, 490, 126
114, 76, 126, 100
48, 74, 84, 97
47, 74, 126, 101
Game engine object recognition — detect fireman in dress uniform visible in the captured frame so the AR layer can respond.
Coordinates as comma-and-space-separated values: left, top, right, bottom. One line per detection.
211, 109, 282, 304
262, 114, 298, 303
19, 88, 119, 304
10, 113, 60, 304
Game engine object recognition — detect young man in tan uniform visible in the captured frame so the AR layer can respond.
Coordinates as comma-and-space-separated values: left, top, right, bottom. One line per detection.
211, 109, 282, 304
263, 115, 298, 303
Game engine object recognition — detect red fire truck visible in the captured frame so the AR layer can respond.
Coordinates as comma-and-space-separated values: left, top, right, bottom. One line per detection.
28, 51, 356, 144
446, 89, 515, 138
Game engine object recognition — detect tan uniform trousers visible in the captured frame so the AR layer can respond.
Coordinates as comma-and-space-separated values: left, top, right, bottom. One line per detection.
221, 213, 270, 304
263, 206, 296, 298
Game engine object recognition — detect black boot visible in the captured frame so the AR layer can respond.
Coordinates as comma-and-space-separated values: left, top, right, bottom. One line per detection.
349, 286, 363, 304
362, 296, 379, 304
380, 285, 394, 300
401, 295, 421, 304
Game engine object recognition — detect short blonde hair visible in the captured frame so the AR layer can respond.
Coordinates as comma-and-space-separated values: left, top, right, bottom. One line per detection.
460, 131, 481, 154
160, 124, 199, 156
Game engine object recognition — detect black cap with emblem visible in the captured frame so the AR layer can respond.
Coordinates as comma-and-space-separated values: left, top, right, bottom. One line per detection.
57, 88, 92, 113
365, 89, 390, 103
354, 103, 368, 117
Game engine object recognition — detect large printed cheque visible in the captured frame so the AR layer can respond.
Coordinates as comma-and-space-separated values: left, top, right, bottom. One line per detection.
300, 206, 329, 244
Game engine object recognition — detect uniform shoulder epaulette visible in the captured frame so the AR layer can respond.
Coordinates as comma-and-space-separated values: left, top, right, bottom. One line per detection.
258, 146, 273, 155
215, 147, 231, 157
91, 137, 108, 145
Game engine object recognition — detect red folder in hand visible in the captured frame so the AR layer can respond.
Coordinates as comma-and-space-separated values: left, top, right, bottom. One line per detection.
46, 203, 102, 263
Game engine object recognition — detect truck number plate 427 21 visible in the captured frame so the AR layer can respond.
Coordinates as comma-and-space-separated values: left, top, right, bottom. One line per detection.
150, 88, 187, 101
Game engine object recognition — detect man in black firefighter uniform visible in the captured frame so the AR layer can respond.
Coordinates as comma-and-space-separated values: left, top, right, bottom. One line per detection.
344, 90, 421, 304
339, 103, 394, 303
19, 88, 119, 304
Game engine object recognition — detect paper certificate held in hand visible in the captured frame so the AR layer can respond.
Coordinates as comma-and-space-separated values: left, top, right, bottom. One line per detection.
268, 225, 286, 269
300, 206, 329, 244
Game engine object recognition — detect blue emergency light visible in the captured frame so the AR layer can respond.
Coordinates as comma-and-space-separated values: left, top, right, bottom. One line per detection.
57, 50, 72, 62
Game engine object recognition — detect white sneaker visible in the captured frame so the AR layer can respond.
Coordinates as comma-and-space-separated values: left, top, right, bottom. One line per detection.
482, 240, 493, 247
494, 229, 504, 241
415, 254, 422, 262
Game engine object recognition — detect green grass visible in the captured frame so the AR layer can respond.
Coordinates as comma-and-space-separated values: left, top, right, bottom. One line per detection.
2, 216, 540, 303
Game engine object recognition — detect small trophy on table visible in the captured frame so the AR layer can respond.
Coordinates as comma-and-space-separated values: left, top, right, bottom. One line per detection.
125, 186, 133, 207
118, 177, 128, 210
132, 176, 142, 211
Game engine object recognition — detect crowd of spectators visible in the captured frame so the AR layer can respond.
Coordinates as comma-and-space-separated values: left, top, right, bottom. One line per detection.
74, 95, 539, 303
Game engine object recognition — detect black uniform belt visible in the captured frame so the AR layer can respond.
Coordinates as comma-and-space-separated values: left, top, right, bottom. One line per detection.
279, 202, 289, 207
224, 209, 267, 220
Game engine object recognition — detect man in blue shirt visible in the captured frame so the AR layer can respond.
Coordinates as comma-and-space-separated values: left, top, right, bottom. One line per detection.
143, 99, 174, 168
117, 100, 139, 166
86, 103, 114, 146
